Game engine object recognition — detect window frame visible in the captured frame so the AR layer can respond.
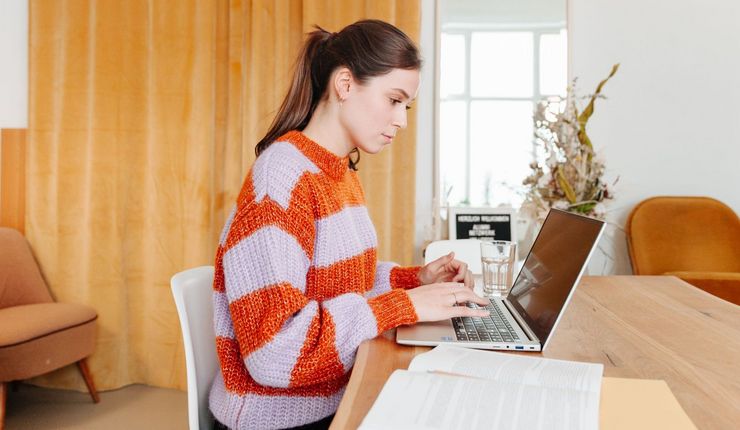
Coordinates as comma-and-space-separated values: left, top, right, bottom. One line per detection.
439, 23, 566, 208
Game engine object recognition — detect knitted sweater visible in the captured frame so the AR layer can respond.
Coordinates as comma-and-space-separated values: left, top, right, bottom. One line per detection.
209, 131, 421, 429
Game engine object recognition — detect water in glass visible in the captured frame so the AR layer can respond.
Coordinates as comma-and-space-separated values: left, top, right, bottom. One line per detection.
480, 240, 516, 297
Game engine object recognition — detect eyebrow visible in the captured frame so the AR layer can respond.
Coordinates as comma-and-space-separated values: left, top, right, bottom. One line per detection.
391, 88, 416, 103
391, 88, 411, 100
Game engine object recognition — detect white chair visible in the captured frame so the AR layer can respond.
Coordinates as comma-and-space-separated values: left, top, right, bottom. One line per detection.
171, 266, 218, 430
424, 239, 483, 274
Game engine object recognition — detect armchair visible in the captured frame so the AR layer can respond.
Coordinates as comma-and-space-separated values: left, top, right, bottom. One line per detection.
626, 196, 740, 305
0, 228, 99, 428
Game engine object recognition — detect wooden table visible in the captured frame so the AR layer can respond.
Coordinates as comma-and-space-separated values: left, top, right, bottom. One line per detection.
331, 276, 740, 430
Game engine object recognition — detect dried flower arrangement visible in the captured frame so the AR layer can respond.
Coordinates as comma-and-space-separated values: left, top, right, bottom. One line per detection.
522, 64, 620, 222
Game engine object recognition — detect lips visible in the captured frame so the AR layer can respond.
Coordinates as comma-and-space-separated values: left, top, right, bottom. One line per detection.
382, 134, 395, 143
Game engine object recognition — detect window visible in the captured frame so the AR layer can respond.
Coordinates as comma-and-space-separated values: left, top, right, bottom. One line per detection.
439, 27, 567, 208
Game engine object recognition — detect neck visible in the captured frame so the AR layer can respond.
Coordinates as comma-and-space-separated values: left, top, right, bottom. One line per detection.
301, 101, 353, 157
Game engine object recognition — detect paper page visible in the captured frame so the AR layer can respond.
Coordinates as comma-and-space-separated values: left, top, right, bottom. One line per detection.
409, 344, 603, 393
360, 370, 599, 430
600, 378, 696, 430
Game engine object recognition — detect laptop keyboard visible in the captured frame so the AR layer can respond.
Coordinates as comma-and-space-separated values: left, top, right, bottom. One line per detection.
452, 302, 521, 342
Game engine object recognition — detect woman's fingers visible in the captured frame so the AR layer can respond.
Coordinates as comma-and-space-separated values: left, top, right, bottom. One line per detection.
426, 252, 456, 272
452, 307, 490, 318
451, 261, 468, 282
463, 269, 474, 289
439, 282, 488, 305
407, 282, 491, 322
452, 286, 489, 306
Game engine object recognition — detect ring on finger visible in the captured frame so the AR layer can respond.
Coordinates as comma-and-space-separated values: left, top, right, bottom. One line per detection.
452, 291, 458, 306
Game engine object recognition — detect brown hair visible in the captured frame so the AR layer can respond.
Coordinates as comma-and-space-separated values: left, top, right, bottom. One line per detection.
255, 19, 422, 170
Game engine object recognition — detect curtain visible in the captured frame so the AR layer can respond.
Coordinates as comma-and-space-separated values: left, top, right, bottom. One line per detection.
28, 0, 420, 391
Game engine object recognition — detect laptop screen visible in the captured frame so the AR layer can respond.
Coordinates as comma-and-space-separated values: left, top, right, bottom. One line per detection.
507, 209, 605, 347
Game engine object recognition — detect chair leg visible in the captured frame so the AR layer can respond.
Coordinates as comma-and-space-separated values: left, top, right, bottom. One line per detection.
76, 359, 100, 403
1, 381, 7, 430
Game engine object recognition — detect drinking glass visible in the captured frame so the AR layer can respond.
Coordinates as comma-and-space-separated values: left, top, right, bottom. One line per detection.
480, 240, 517, 298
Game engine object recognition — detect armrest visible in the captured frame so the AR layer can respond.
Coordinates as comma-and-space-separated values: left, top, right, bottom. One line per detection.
664, 271, 740, 305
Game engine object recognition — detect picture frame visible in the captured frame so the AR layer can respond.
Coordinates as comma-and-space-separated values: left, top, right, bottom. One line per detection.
447, 207, 517, 242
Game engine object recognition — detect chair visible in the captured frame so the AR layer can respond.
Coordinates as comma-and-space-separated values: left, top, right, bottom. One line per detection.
0, 228, 99, 428
170, 266, 218, 430
626, 196, 740, 305
424, 239, 483, 273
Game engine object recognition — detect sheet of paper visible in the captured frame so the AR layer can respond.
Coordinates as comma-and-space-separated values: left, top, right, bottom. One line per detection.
600, 377, 696, 430
360, 370, 599, 430
409, 344, 603, 394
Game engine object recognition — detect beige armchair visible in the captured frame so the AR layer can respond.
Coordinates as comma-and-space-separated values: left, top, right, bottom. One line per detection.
0, 227, 99, 428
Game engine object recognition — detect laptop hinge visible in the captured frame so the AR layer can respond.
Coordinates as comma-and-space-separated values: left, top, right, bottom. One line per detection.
503, 299, 540, 344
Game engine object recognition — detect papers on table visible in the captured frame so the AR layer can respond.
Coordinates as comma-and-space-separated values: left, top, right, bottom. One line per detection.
360, 345, 603, 430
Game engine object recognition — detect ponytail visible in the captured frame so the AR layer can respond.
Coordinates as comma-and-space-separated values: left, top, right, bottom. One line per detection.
255, 28, 332, 159
255, 20, 422, 170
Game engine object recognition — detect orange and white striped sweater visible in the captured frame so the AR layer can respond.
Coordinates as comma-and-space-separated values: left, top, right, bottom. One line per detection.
209, 131, 421, 429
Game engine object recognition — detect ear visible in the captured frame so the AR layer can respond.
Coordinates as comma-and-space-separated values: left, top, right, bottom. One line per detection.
332, 67, 354, 102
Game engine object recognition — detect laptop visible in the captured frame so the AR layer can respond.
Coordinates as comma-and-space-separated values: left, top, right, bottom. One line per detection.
397, 209, 606, 352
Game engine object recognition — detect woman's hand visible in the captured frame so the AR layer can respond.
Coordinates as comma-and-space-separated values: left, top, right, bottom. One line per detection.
406, 282, 489, 322
418, 252, 474, 289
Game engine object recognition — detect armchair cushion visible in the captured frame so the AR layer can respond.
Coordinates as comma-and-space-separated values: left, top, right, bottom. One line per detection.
0, 303, 97, 347
0, 303, 97, 381
665, 271, 740, 306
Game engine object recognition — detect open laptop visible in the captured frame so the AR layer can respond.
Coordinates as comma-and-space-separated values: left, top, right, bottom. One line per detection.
397, 209, 606, 352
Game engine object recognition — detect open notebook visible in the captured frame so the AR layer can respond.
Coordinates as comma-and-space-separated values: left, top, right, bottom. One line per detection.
359, 345, 696, 430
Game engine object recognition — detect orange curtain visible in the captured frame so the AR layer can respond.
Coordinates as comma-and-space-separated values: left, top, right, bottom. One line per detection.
0, 129, 26, 233
28, 0, 419, 391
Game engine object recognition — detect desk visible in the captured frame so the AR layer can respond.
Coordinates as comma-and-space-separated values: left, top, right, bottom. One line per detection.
331, 276, 740, 430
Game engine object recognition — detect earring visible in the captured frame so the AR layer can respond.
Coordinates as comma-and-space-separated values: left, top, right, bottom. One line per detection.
339, 98, 344, 108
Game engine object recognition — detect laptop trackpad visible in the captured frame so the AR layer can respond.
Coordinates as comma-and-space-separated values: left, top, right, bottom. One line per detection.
397, 319, 456, 342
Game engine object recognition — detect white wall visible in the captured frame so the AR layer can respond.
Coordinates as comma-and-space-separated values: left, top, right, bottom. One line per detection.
569, 0, 740, 274
442, 0, 565, 26
0, 0, 28, 128
417, 0, 740, 273
414, 0, 438, 265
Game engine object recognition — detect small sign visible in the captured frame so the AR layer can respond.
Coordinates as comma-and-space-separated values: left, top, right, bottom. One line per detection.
448, 207, 516, 242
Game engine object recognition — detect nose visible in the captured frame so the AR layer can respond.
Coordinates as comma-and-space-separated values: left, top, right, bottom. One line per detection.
392, 108, 408, 130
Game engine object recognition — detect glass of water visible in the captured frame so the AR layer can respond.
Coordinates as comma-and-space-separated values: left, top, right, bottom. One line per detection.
480, 240, 517, 298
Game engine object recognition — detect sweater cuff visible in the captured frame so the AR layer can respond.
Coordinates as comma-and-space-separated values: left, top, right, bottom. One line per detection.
367, 289, 418, 334
390, 266, 422, 289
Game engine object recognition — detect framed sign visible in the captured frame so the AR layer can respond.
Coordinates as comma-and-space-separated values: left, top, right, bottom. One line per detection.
448, 207, 516, 242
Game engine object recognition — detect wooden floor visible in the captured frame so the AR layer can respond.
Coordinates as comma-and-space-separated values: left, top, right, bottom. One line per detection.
4, 383, 187, 430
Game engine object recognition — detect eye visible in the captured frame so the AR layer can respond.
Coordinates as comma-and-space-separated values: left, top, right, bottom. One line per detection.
405, 104, 413, 111
390, 98, 403, 105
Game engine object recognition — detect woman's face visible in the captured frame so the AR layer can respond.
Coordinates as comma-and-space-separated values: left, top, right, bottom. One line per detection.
339, 68, 421, 154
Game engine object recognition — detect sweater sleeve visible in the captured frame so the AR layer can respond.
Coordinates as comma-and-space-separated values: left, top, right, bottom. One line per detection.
366, 262, 423, 298
221, 152, 417, 389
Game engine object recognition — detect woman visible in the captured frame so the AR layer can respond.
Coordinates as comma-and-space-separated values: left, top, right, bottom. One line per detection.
209, 19, 489, 430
